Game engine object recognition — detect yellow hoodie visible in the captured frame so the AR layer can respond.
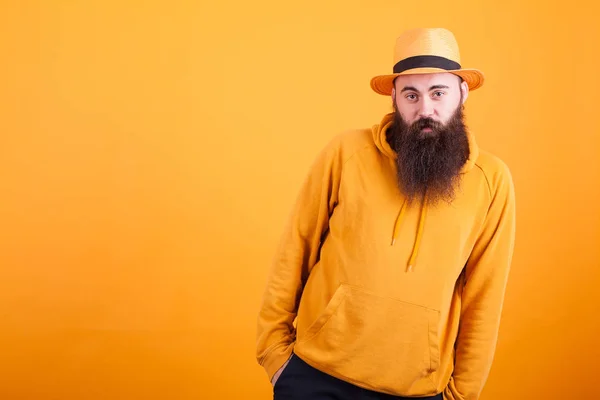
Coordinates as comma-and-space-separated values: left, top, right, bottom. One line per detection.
256, 113, 516, 400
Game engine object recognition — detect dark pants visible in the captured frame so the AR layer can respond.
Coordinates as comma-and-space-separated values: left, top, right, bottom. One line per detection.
274, 353, 443, 400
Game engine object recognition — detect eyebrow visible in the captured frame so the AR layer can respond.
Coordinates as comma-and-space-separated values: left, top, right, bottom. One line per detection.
400, 84, 450, 93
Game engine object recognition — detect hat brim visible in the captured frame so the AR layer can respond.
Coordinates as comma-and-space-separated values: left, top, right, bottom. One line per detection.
370, 67, 485, 95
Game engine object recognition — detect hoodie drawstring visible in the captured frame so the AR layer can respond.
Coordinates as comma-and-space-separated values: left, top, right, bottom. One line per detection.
391, 201, 408, 246
391, 195, 428, 272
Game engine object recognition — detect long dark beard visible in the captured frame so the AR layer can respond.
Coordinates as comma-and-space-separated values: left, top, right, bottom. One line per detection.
387, 105, 470, 205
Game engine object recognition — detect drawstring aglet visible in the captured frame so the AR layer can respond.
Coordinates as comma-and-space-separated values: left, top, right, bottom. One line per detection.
406, 264, 413, 273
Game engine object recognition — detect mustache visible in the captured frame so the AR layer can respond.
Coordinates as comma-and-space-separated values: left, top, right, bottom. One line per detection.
412, 117, 444, 132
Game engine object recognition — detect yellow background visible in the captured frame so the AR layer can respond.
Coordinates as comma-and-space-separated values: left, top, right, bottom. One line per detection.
1, 1, 598, 399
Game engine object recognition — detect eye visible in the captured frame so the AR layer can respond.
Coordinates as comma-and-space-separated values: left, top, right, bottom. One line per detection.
432, 91, 445, 98
405, 93, 418, 101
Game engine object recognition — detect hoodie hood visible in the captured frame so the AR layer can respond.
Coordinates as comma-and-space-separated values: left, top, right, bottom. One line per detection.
371, 112, 480, 272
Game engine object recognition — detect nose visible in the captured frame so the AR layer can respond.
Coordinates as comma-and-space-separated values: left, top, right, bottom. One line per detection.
418, 97, 434, 119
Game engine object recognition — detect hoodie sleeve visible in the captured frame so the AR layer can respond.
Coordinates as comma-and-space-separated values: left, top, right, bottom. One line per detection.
256, 136, 343, 381
444, 161, 516, 400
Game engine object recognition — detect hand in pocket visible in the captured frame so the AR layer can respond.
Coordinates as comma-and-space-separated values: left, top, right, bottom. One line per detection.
271, 355, 292, 386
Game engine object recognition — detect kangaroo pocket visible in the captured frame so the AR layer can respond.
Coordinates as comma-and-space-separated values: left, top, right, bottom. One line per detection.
296, 283, 441, 396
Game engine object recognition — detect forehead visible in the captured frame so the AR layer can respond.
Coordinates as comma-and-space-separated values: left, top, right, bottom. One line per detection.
394, 72, 460, 91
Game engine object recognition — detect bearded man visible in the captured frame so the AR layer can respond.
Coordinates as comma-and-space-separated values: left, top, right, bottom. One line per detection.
256, 27, 516, 400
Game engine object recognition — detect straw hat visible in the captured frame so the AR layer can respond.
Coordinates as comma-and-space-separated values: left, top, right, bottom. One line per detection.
370, 28, 484, 95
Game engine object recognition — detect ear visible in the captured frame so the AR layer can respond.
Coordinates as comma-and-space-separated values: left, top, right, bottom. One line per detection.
460, 81, 469, 104
392, 87, 396, 102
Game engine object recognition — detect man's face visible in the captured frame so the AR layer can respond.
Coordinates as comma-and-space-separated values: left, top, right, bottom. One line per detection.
387, 72, 471, 205
392, 72, 468, 131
